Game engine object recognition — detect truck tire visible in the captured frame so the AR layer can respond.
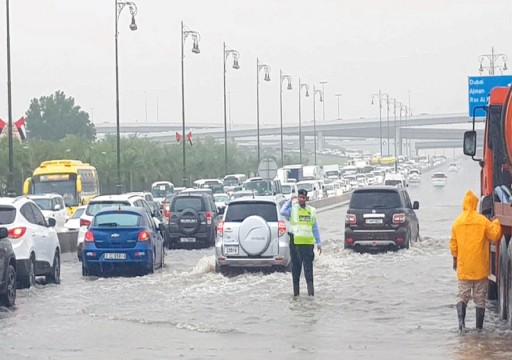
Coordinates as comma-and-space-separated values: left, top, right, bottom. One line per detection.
507, 243, 512, 327
499, 237, 509, 320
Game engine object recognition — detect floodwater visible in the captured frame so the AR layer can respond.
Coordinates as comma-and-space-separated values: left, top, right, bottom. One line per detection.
1, 156, 511, 359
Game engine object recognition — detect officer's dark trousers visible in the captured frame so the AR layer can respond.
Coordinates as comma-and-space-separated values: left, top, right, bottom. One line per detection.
290, 235, 315, 296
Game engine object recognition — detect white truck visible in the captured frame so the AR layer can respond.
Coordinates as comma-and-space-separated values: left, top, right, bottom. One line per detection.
323, 164, 341, 180
303, 165, 321, 181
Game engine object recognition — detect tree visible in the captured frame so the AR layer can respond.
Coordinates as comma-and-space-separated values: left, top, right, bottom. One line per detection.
25, 90, 96, 141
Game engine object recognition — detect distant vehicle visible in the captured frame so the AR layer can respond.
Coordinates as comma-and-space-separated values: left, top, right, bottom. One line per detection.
193, 179, 224, 194
0, 197, 61, 289
213, 193, 230, 213
243, 180, 281, 196
150, 181, 174, 204
302, 165, 321, 181
296, 181, 320, 201
27, 193, 68, 230
64, 205, 86, 231
345, 186, 420, 251
23, 159, 100, 216
223, 174, 247, 192
230, 190, 256, 200
82, 207, 165, 276
409, 169, 421, 184
384, 173, 407, 187
281, 182, 298, 199
0, 227, 16, 307
215, 197, 291, 275
323, 164, 341, 180
448, 162, 461, 172
283, 164, 304, 183
431, 172, 448, 187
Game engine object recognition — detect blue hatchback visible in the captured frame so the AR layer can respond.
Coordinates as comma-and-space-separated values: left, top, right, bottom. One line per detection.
82, 207, 165, 276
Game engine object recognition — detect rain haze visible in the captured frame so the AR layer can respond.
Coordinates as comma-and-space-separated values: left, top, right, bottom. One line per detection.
1, 0, 512, 126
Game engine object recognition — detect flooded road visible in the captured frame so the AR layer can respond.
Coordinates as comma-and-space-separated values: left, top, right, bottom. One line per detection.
1, 157, 511, 359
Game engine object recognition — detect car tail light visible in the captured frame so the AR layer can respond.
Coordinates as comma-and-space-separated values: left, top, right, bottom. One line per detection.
163, 203, 170, 220
138, 230, 150, 241
278, 220, 286, 237
345, 214, 356, 225
80, 218, 91, 228
206, 211, 212, 225
8, 227, 26, 239
395, 237, 405, 245
393, 213, 406, 224
217, 221, 224, 237
345, 237, 354, 245
84, 230, 94, 242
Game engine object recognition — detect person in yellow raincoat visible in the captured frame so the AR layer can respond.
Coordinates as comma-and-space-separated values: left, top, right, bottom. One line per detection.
450, 190, 502, 331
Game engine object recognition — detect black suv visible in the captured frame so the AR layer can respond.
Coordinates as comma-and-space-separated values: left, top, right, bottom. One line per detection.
344, 186, 419, 251
167, 193, 219, 248
0, 227, 16, 307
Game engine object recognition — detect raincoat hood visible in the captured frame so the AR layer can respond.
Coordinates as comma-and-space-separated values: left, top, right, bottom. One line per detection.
462, 190, 478, 212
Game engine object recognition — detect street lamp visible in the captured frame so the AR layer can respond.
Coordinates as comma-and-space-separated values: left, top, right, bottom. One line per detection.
371, 90, 389, 156
279, 70, 293, 167
389, 98, 399, 161
479, 47, 508, 75
384, 94, 392, 156
335, 93, 342, 120
298, 79, 309, 164
256, 58, 271, 164
115, 0, 138, 194
401, 104, 409, 158
181, 21, 201, 186
5, 0, 14, 196
320, 81, 327, 125
223, 43, 240, 175
312, 86, 324, 166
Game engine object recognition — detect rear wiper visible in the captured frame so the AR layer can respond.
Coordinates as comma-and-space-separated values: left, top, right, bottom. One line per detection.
371, 205, 389, 209
98, 223, 118, 227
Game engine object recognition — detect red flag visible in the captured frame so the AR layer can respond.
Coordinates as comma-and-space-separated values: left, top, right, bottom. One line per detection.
175, 131, 182, 144
186, 131, 193, 146
15, 116, 27, 140
0, 118, 5, 134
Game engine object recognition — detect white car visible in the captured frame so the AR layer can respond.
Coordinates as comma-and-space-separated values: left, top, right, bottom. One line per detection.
77, 194, 161, 260
64, 205, 86, 231
0, 197, 61, 288
281, 182, 298, 199
431, 172, 448, 187
27, 194, 68, 231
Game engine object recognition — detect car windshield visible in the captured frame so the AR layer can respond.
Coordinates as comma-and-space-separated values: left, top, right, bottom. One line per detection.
433, 173, 446, 178
86, 201, 130, 216
151, 184, 172, 198
70, 207, 85, 219
281, 185, 292, 194
297, 183, 313, 191
223, 178, 239, 186
94, 213, 142, 227
214, 194, 230, 203
225, 202, 278, 222
172, 197, 204, 212
244, 181, 272, 196
32, 198, 52, 210
350, 190, 402, 209
0, 206, 16, 225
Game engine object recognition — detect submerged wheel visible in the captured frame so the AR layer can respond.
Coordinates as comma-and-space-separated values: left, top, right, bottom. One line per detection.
498, 238, 509, 318
46, 251, 61, 284
18, 255, 36, 289
0, 265, 16, 307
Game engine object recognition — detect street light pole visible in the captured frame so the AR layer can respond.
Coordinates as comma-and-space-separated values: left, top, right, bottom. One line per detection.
298, 79, 309, 164
181, 21, 200, 186
371, 90, 388, 156
335, 93, 342, 120
223, 43, 240, 175
115, 0, 138, 194
313, 86, 323, 166
256, 58, 271, 164
279, 70, 292, 167
385, 94, 391, 155
5, 0, 14, 195
320, 81, 327, 124
479, 47, 508, 75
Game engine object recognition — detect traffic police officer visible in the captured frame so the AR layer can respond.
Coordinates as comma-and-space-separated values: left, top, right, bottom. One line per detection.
281, 188, 322, 296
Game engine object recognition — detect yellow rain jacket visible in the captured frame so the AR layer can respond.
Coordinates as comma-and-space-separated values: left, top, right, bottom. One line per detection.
450, 190, 502, 280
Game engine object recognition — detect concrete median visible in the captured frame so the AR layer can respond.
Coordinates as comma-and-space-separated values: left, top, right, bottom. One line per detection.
57, 231, 78, 254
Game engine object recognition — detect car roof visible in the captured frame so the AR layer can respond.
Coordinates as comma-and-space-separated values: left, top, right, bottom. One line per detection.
228, 196, 279, 205
26, 193, 62, 199
0, 196, 29, 206
95, 206, 147, 216
90, 194, 143, 202
353, 186, 402, 193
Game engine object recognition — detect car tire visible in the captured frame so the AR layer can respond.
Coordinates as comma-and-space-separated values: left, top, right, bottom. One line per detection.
499, 237, 509, 319
82, 262, 90, 277
18, 255, 36, 289
161, 245, 165, 268
46, 250, 61, 285
0, 265, 16, 307
215, 263, 228, 276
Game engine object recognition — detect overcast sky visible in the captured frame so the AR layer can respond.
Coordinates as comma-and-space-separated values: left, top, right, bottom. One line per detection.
1, 0, 511, 129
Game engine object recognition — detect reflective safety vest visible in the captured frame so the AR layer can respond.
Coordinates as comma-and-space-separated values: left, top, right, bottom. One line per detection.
290, 204, 316, 245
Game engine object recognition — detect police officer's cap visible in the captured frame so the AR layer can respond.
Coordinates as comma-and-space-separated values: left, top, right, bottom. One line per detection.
297, 188, 308, 196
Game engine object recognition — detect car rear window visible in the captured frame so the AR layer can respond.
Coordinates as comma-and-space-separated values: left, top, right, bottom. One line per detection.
433, 173, 446, 178
172, 197, 204, 212
32, 198, 52, 210
225, 202, 278, 222
384, 180, 402, 186
350, 190, 402, 209
0, 206, 16, 225
86, 201, 131, 216
94, 212, 142, 227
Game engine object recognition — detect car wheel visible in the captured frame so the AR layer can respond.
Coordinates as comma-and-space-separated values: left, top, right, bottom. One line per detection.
18, 255, 36, 289
499, 237, 509, 319
46, 250, 61, 285
404, 236, 410, 249
0, 265, 16, 307
82, 261, 91, 277
161, 245, 165, 268
215, 263, 228, 276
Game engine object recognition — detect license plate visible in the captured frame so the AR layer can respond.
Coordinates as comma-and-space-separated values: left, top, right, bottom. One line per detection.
180, 237, 196, 243
224, 245, 239, 255
104, 253, 126, 260
366, 219, 383, 224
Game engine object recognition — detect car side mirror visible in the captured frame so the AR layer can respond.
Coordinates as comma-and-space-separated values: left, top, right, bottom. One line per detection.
218, 207, 225, 215
47, 218, 57, 227
463, 130, 477, 157
0, 227, 7, 239
413, 201, 419, 210
152, 210, 161, 218
158, 223, 166, 232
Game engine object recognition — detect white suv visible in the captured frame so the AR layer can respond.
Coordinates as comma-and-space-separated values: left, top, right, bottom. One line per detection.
27, 194, 68, 231
77, 194, 161, 260
0, 197, 61, 288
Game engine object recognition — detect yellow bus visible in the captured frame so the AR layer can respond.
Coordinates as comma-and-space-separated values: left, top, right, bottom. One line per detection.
23, 160, 100, 216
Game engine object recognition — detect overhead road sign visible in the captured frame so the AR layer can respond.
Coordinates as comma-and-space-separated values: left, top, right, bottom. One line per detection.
468, 75, 512, 117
